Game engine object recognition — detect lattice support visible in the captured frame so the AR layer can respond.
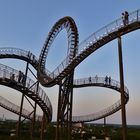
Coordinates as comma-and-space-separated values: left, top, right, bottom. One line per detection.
56, 72, 74, 140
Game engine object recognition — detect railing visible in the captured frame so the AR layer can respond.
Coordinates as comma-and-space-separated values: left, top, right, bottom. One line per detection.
0, 63, 52, 116
0, 47, 29, 57
0, 10, 139, 85
0, 47, 54, 79
0, 96, 42, 121
74, 77, 129, 94
72, 99, 121, 122
72, 76, 129, 122
0, 47, 39, 67
1, 10, 139, 85
78, 9, 140, 51
43, 9, 140, 81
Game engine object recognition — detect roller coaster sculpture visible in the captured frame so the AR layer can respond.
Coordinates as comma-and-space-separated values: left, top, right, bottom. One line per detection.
0, 9, 140, 140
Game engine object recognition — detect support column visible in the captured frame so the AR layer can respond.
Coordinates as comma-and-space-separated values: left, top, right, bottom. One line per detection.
68, 76, 73, 140
104, 117, 106, 137
56, 84, 62, 140
56, 72, 74, 140
17, 61, 29, 139
17, 93, 25, 139
30, 82, 39, 139
118, 36, 127, 140
40, 113, 46, 140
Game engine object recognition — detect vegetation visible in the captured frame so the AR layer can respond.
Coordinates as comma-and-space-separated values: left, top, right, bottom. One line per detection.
72, 123, 140, 140
0, 120, 140, 140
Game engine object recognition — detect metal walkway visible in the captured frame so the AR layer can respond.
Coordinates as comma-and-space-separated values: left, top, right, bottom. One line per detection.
0, 95, 42, 121
0, 63, 52, 122
0, 76, 129, 123
72, 77, 129, 122
37, 10, 140, 87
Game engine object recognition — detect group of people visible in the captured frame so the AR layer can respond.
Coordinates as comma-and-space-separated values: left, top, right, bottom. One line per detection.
10, 70, 25, 85
105, 76, 111, 85
122, 11, 129, 25
88, 75, 112, 85
88, 75, 98, 83
10, 73, 15, 81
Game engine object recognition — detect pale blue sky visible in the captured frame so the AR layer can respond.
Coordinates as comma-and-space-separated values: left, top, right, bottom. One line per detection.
0, 0, 140, 125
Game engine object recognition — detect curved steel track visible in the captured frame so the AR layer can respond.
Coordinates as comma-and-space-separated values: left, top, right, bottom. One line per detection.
0, 76, 129, 123
0, 9, 139, 124
38, 10, 140, 87
0, 63, 52, 122
0, 95, 42, 121
72, 77, 129, 122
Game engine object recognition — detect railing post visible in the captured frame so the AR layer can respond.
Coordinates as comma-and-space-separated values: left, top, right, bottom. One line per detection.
137, 10, 139, 21
118, 36, 127, 140
105, 26, 109, 35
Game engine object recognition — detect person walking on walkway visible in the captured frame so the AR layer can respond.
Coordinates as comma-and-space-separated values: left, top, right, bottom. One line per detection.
95, 75, 98, 83
122, 11, 129, 25
124, 11, 129, 25
122, 12, 125, 25
89, 76, 92, 83
109, 76, 111, 85
105, 76, 108, 84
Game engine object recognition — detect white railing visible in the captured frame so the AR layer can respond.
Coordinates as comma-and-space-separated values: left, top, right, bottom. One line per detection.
44, 9, 140, 82
0, 63, 52, 117
72, 76, 129, 122
0, 96, 42, 121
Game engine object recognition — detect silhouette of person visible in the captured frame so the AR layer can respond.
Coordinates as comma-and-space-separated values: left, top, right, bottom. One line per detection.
95, 75, 98, 83
105, 76, 108, 84
122, 12, 125, 25
3, 69, 6, 78
18, 71, 22, 83
27, 51, 31, 58
122, 11, 129, 25
18, 70, 24, 83
124, 11, 129, 25
109, 76, 111, 85
21, 74, 26, 84
10, 73, 15, 81
89, 77, 91, 83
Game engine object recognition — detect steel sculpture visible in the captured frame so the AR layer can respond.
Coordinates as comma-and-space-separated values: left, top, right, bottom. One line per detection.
0, 9, 140, 140
38, 16, 79, 140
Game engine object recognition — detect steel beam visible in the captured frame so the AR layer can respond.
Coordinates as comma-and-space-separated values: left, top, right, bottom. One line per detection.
30, 82, 39, 139
16, 93, 25, 139
40, 113, 46, 140
118, 36, 127, 140
17, 61, 29, 139
56, 72, 74, 140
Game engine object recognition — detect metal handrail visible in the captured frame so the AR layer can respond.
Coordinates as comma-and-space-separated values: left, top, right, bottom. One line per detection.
72, 76, 129, 122
0, 10, 139, 85
0, 63, 52, 117
0, 95, 42, 121
45, 9, 140, 81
